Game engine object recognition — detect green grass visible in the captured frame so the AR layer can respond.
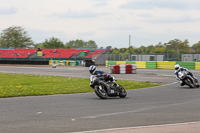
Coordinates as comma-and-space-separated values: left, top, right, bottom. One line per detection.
0, 73, 163, 98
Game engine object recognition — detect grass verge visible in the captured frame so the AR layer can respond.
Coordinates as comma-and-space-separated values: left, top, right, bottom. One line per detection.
0, 73, 164, 98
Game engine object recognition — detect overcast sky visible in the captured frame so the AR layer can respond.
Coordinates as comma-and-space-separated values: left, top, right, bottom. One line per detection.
0, 0, 200, 48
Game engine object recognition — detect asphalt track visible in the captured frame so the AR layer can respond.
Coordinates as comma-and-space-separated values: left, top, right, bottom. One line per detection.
0, 65, 200, 133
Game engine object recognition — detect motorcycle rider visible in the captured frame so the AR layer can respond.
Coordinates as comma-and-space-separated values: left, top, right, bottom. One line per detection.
174, 64, 198, 86
89, 65, 118, 87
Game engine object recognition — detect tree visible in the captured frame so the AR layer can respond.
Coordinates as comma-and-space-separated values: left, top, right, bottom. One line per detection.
165, 39, 181, 53
154, 42, 165, 54
192, 41, 200, 53
0, 26, 34, 48
106, 46, 112, 51
40, 37, 64, 48
165, 39, 191, 53
86, 40, 98, 49
106, 46, 112, 53
65, 39, 98, 49
66, 40, 84, 48
146, 45, 156, 54
177, 39, 191, 53
34, 43, 43, 49
129, 46, 134, 54
119, 48, 127, 53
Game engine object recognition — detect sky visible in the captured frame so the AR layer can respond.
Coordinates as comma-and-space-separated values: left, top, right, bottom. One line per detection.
0, 0, 200, 48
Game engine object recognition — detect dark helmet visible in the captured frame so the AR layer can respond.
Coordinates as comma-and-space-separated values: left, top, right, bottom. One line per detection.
89, 65, 97, 74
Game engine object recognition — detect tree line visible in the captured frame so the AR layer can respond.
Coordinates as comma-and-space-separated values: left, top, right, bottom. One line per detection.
0, 26, 200, 55
0, 26, 98, 49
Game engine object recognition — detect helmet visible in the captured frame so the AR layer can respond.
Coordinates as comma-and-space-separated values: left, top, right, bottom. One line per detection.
174, 64, 180, 71
89, 65, 97, 74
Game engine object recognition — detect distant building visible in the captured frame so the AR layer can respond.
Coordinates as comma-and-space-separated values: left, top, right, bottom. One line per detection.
182, 54, 200, 62
131, 54, 164, 61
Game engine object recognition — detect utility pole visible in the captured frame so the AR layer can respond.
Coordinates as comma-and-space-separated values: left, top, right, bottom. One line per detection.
129, 35, 131, 61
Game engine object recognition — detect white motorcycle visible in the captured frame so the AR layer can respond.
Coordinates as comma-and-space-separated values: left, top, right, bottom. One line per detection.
178, 71, 199, 88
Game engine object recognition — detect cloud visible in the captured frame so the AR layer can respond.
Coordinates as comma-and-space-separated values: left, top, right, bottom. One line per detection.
120, 0, 199, 10
0, 7, 17, 15
78, 32, 96, 37
137, 13, 153, 18
91, 0, 110, 6
100, 25, 141, 31
143, 15, 200, 23
28, 29, 68, 43
49, 10, 109, 19
94, 1, 108, 7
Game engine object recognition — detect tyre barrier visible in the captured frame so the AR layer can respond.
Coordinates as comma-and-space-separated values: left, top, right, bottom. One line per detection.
49, 60, 94, 67
106, 60, 200, 70
109, 64, 137, 74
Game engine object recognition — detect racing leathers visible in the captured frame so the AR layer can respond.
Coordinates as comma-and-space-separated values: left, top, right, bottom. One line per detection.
90, 70, 115, 88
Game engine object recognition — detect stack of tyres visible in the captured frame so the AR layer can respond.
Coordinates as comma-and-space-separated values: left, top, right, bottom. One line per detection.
126, 64, 133, 74
75, 61, 79, 66
120, 65, 126, 74
112, 64, 137, 74
67, 61, 70, 66
70, 61, 74, 66
113, 65, 120, 74
132, 64, 137, 73
146, 61, 157, 69
109, 65, 113, 74
57, 60, 61, 66
63, 60, 66, 66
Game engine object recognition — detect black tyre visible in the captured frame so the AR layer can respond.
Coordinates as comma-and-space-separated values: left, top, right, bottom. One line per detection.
118, 85, 127, 98
195, 79, 199, 87
185, 78, 195, 88
94, 85, 108, 99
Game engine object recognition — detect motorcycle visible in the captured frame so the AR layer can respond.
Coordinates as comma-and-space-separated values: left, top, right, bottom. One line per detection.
90, 75, 127, 99
178, 70, 199, 88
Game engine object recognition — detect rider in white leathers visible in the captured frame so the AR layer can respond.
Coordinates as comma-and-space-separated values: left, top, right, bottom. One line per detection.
174, 64, 197, 86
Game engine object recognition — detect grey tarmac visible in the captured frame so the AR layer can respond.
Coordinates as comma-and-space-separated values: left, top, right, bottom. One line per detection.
0, 65, 200, 133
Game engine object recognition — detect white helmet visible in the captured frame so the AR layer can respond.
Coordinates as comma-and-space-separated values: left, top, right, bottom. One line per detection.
89, 65, 97, 74
174, 64, 180, 71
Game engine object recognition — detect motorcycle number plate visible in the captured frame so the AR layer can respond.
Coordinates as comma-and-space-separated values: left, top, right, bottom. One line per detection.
111, 90, 115, 93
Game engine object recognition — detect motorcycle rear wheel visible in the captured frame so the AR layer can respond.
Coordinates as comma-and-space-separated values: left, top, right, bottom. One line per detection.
185, 78, 195, 88
195, 79, 199, 87
94, 85, 108, 99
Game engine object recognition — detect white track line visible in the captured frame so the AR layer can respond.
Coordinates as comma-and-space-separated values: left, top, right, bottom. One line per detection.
72, 121, 200, 133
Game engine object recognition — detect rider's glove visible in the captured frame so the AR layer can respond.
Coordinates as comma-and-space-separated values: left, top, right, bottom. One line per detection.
113, 80, 119, 87
179, 80, 183, 84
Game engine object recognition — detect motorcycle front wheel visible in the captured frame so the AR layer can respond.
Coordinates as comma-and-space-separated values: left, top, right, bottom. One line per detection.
118, 85, 127, 98
94, 85, 108, 99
